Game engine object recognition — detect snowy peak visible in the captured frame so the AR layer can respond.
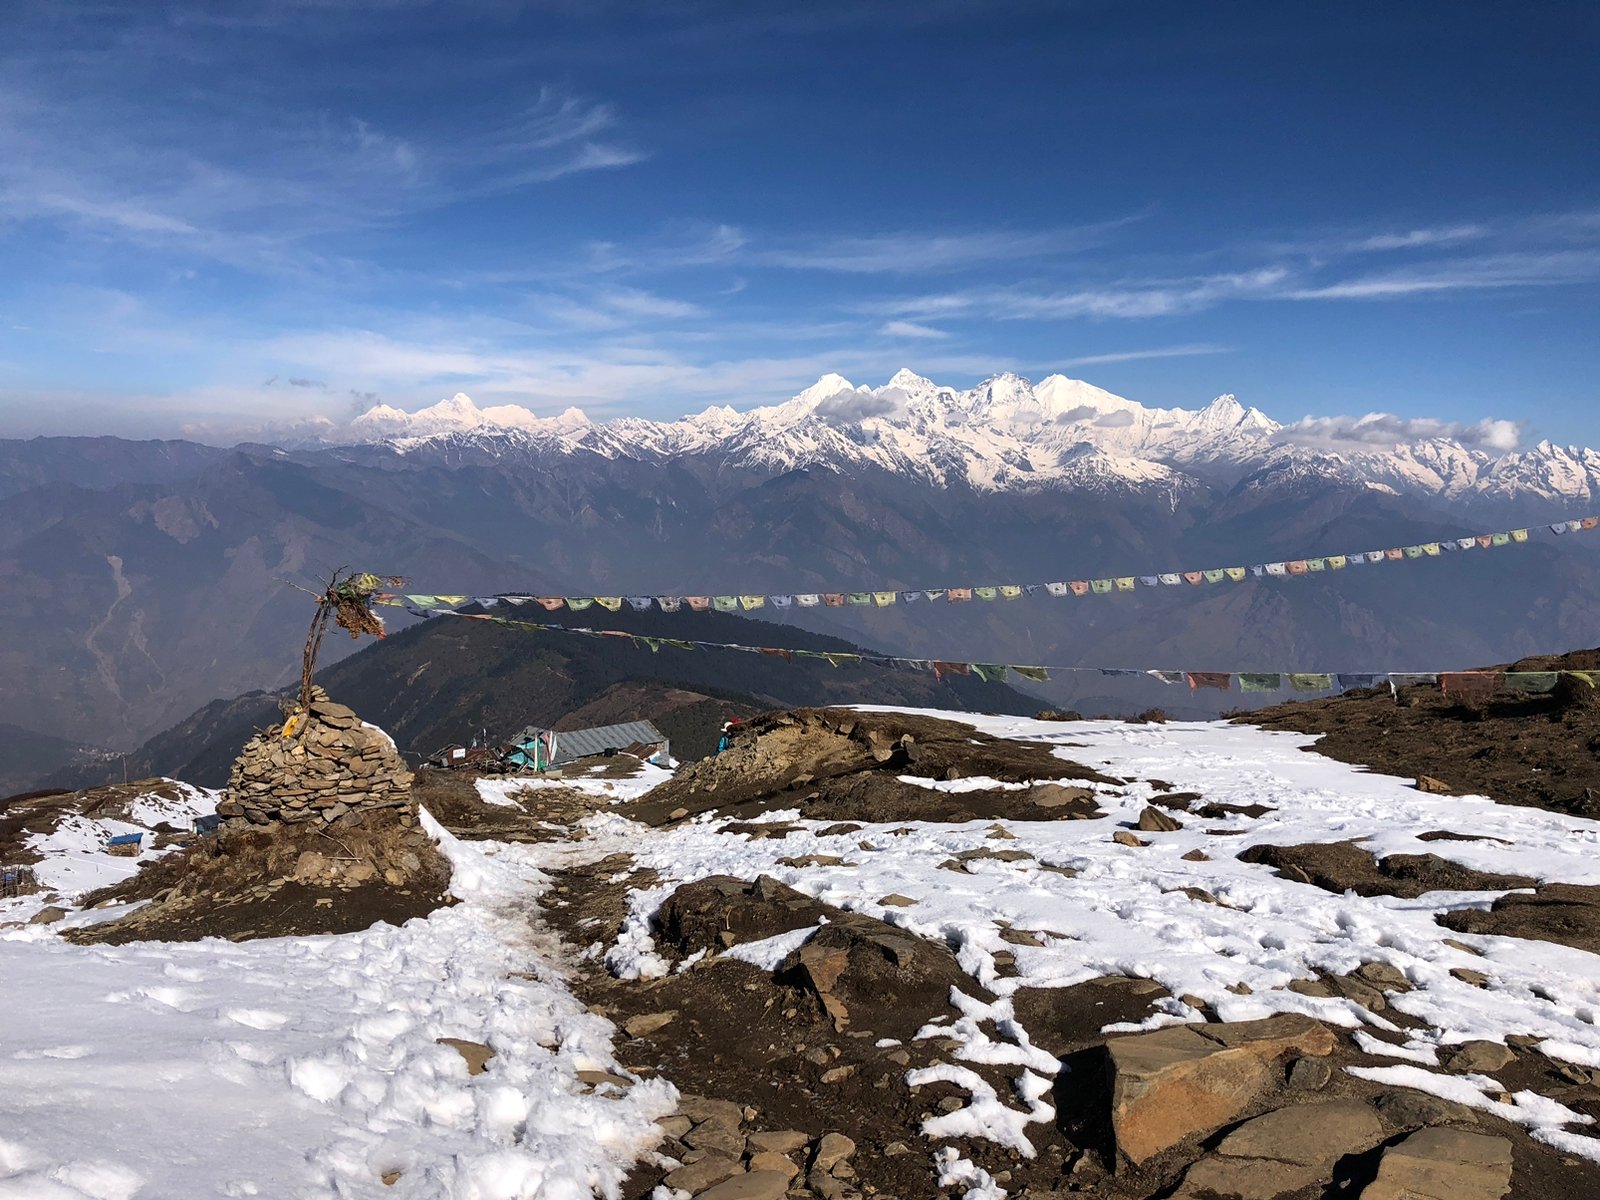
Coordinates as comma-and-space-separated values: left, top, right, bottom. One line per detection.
327, 369, 1593, 507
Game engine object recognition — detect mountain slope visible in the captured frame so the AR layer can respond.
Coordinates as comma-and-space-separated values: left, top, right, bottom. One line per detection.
40, 607, 1040, 791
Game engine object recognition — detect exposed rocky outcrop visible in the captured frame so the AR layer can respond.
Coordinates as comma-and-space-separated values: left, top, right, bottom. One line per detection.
1106, 1014, 1336, 1164
1360, 1126, 1513, 1200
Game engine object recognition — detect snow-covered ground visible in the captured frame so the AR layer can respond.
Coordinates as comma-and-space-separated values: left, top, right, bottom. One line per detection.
7, 714, 1600, 1198
1, 781, 217, 925
0, 814, 674, 1199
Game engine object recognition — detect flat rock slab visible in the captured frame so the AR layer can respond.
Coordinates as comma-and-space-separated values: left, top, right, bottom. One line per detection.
1359, 1126, 1513, 1200
1108, 1014, 1335, 1163
695, 1171, 792, 1200
1175, 1100, 1385, 1198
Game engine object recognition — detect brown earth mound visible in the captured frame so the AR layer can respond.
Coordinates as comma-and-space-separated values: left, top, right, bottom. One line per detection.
66, 809, 451, 944
624, 707, 1112, 826
1238, 841, 1537, 898
1243, 647, 1600, 817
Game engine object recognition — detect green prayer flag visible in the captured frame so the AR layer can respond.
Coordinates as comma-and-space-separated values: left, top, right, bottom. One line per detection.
1504, 672, 1559, 693
1290, 673, 1334, 692
847, 592, 872, 606
970, 663, 1009, 683
565, 597, 595, 611
666, 639, 696, 651
1203, 569, 1225, 583
712, 596, 739, 611
1090, 578, 1113, 594
1491, 532, 1510, 547
1011, 665, 1050, 682
1238, 673, 1283, 693
1305, 558, 1326, 572
974, 586, 999, 601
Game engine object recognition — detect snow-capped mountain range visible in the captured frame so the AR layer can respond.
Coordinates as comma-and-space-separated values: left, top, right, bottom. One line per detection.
340, 370, 1600, 507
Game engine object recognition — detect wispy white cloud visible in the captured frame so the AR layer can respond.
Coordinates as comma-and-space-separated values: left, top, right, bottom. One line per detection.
878, 268, 1291, 321
1351, 223, 1490, 252
879, 319, 949, 339
1285, 250, 1600, 300
1061, 343, 1230, 366
755, 219, 1135, 274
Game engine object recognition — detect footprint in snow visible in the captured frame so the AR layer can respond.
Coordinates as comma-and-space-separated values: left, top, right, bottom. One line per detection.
223, 1008, 289, 1030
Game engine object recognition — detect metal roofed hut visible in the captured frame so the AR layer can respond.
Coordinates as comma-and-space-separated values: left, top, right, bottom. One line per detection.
504, 720, 669, 772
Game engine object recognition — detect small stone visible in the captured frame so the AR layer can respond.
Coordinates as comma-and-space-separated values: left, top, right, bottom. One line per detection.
747, 1152, 800, 1180
746, 1131, 810, 1155
1287, 1056, 1333, 1091
878, 894, 915, 907
1415, 775, 1452, 794
1112, 831, 1146, 848
1375, 1089, 1480, 1129
1443, 1041, 1515, 1074
436, 1038, 494, 1076
659, 1114, 694, 1139
812, 1133, 856, 1172
1136, 806, 1183, 833
1451, 967, 1490, 987
623, 1011, 678, 1038
662, 1154, 742, 1193
819, 1064, 856, 1084
937, 1096, 964, 1113
381, 1169, 402, 1186
668, 807, 690, 820
1354, 961, 1412, 991
1181, 849, 1209, 862
685, 1122, 746, 1157
28, 905, 68, 925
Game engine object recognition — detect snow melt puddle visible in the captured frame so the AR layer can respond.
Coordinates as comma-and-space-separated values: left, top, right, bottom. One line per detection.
563, 709, 1600, 1174
0, 810, 675, 1200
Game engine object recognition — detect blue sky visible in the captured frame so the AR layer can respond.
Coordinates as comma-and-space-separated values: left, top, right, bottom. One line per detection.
1, 0, 1597, 446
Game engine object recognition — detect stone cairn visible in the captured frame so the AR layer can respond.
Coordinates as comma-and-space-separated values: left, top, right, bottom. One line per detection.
217, 686, 414, 829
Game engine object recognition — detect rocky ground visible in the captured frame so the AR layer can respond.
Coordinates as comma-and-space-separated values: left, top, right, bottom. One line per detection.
1245, 647, 1600, 819
434, 707, 1600, 1200
10, 698, 1600, 1199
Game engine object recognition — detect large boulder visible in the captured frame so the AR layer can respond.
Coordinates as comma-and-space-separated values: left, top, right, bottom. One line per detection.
1107, 1014, 1335, 1164
1359, 1127, 1512, 1200
1173, 1101, 1385, 1198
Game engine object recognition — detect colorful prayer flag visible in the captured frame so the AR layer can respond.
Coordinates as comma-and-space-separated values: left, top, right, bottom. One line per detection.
1238, 673, 1282, 693
971, 663, 1009, 683
873, 591, 898, 606
794, 594, 821, 607
594, 597, 624, 611
974, 586, 999, 601
1224, 567, 1247, 581
1203, 569, 1225, 583
1012, 665, 1050, 682
1114, 577, 1136, 591
998, 585, 1023, 600
738, 595, 766, 610
712, 596, 739, 611
823, 593, 846, 607
947, 588, 973, 602
685, 596, 711, 611
1504, 672, 1559, 693
1091, 579, 1114, 594
1186, 671, 1232, 691
566, 597, 595, 611
1290, 673, 1333, 692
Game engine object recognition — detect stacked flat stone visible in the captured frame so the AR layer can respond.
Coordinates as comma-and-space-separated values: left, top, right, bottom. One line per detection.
217, 687, 414, 829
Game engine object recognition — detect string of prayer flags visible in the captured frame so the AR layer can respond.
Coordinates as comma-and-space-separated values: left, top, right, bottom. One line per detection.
415, 608, 1600, 710
381, 511, 1597, 623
